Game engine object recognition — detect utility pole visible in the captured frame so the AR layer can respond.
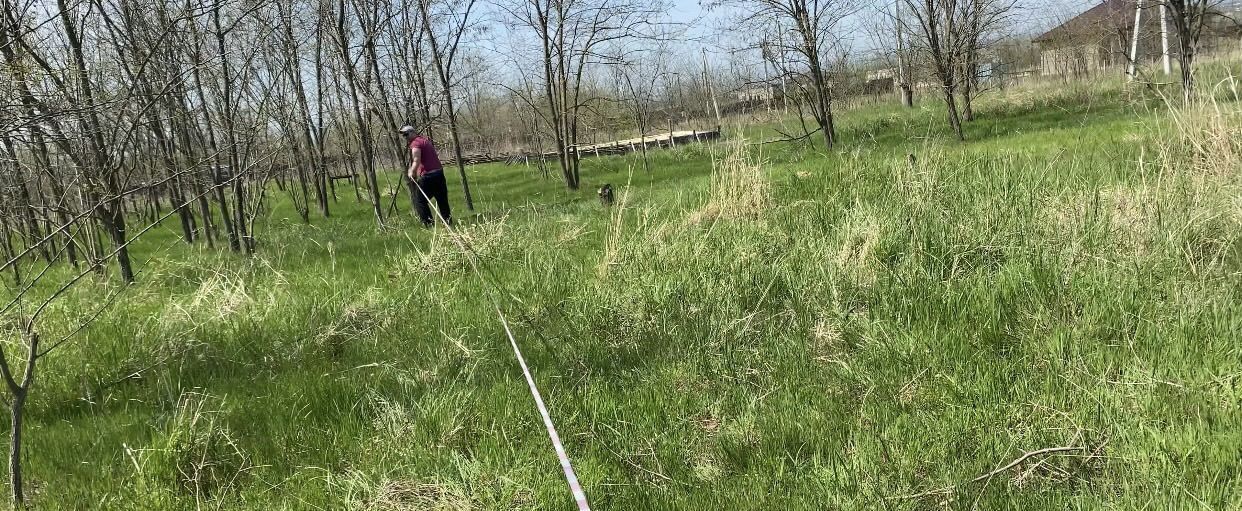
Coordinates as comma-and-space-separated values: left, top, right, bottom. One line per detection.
894, 1, 913, 107
774, 25, 790, 113
1159, 1, 1172, 75
1127, 0, 1145, 81
701, 48, 722, 129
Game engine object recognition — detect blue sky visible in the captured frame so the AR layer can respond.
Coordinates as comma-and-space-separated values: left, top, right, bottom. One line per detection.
661, 0, 1109, 56
476, 0, 1114, 82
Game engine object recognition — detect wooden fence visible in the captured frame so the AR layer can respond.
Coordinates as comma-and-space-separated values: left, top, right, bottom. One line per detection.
324, 127, 722, 180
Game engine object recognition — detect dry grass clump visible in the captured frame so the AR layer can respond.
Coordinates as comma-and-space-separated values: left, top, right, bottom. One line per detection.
598, 180, 633, 276
340, 477, 474, 511
1042, 185, 1162, 259
390, 216, 516, 278
155, 257, 291, 330
890, 151, 943, 208
362, 479, 472, 511
687, 448, 724, 483
809, 312, 845, 365
313, 288, 398, 356
171, 273, 253, 324
686, 139, 771, 226
368, 394, 416, 441
832, 210, 884, 288
137, 392, 251, 501
1164, 88, 1242, 177
1041, 93, 1242, 264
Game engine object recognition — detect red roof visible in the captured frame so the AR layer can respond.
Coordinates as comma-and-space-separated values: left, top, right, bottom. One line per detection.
1034, 0, 1138, 44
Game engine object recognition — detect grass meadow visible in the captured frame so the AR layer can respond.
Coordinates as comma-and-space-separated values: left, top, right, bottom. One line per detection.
7, 73, 1242, 509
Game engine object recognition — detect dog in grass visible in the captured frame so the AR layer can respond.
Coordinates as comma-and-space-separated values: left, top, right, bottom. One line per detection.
598, 184, 614, 206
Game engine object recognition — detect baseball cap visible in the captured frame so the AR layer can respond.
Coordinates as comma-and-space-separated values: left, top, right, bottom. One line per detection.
398, 125, 416, 134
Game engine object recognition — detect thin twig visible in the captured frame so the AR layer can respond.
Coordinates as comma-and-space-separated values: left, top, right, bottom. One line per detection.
891, 445, 1088, 501
969, 446, 1085, 484
761, 126, 822, 145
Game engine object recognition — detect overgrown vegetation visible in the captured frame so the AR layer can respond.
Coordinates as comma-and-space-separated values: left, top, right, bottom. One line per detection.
4, 76, 1241, 509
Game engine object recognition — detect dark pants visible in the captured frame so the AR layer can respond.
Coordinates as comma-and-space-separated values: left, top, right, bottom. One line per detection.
413, 171, 451, 227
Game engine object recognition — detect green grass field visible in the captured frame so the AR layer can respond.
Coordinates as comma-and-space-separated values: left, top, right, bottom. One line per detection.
8, 76, 1242, 509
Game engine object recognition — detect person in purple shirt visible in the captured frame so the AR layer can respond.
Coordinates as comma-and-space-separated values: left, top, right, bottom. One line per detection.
400, 124, 452, 227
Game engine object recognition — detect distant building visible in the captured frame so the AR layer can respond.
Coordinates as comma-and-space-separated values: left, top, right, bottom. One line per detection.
1034, 0, 1241, 77
722, 82, 785, 115
865, 68, 895, 82
863, 68, 896, 95
732, 83, 783, 103
1033, 0, 1142, 77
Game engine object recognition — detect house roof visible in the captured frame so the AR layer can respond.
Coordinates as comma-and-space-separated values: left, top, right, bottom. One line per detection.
1034, 0, 1137, 44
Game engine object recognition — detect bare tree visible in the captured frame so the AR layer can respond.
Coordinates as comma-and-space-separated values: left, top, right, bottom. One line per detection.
898, 0, 1015, 137
900, 0, 967, 140
957, 0, 1017, 121
498, 0, 668, 190
895, 1, 916, 107
616, 58, 664, 172
713, 0, 859, 149
868, 2, 917, 107
1158, 0, 1237, 101
270, 0, 323, 222
0, 0, 227, 499
186, 3, 242, 251
382, 0, 440, 214
418, 0, 480, 210
330, 0, 386, 227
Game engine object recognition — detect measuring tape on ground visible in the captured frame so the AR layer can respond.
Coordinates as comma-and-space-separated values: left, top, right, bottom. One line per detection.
410, 183, 591, 510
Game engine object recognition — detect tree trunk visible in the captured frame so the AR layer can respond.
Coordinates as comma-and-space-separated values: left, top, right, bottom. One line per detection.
58, 0, 133, 282
172, 108, 216, 248
3, 329, 37, 508
359, 13, 416, 217
171, 174, 195, 243
0, 138, 49, 263
0, 216, 21, 286
444, 96, 475, 210
1175, 7, 1195, 103
332, 0, 382, 225
214, 2, 252, 254
233, 173, 251, 253
33, 134, 78, 268
280, 8, 318, 224
0, 21, 85, 269
294, 157, 312, 223
102, 205, 135, 283
417, 0, 476, 210
144, 111, 195, 243
328, 108, 355, 202
313, 9, 332, 217
796, 11, 836, 149
960, 75, 975, 122
535, 8, 577, 190
9, 388, 24, 506
943, 87, 964, 141
820, 107, 836, 148
962, 5, 980, 122
189, 17, 239, 252
212, 168, 239, 252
